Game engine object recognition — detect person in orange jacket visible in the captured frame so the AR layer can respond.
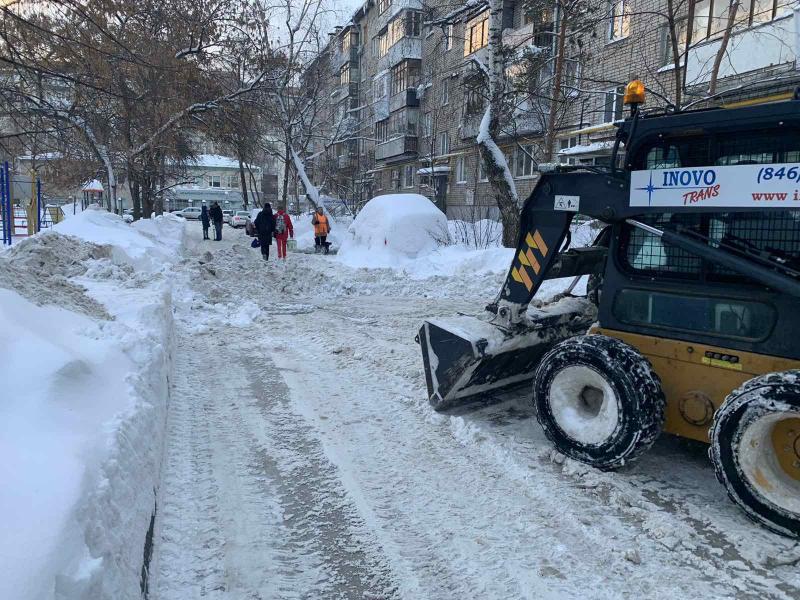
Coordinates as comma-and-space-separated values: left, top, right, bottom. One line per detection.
312, 206, 331, 254
274, 207, 294, 259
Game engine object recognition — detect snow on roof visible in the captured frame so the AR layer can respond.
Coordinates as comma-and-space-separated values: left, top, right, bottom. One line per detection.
558, 141, 614, 156
17, 152, 61, 161
81, 179, 104, 192
187, 154, 259, 171
417, 166, 451, 175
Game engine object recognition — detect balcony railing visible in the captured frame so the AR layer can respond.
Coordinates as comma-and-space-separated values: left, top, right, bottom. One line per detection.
389, 88, 420, 113
374, 135, 418, 161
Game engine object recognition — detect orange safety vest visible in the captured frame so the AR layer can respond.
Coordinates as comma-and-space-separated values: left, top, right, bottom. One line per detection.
313, 213, 329, 236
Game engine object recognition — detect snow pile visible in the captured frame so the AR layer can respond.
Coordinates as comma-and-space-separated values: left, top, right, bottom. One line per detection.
53, 205, 184, 271
0, 209, 185, 599
337, 194, 448, 268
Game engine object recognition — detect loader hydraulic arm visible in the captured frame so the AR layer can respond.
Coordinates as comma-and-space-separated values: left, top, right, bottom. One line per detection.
489, 171, 622, 325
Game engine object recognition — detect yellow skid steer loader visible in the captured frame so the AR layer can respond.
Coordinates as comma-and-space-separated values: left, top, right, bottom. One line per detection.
418, 83, 800, 537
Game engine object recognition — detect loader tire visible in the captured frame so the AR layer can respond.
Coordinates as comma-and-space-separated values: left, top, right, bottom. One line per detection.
533, 334, 665, 471
710, 371, 800, 538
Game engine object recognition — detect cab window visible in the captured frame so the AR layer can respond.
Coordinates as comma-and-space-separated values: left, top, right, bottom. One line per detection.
613, 289, 775, 341
619, 211, 800, 282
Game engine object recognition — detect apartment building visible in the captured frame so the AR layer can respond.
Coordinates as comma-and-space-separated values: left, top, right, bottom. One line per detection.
305, 0, 799, 220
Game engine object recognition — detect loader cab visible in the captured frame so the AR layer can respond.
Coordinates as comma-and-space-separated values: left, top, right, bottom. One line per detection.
590, 106, 800, 445
598, 110, 800, 359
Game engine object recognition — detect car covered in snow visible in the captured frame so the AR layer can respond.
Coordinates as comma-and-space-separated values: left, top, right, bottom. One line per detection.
230, 211, 250, 228
122, 210, 134, 223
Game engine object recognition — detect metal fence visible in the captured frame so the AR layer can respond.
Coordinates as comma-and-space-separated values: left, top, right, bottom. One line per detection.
1, 161, 54, 245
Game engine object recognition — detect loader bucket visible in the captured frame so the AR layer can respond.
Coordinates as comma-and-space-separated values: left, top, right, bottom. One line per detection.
418, 298, 596, 411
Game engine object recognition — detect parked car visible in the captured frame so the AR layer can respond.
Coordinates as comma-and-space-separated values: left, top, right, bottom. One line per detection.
230, 211, 250, 228
179, 207, 202, 220
222, 209, 234, 224
122, 209, 134, 223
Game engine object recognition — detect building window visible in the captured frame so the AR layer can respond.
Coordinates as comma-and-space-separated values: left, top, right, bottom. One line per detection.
478, 159, 488, 181
403, 165, 415, 188
439, 132, 450, 155
441, 79, 449, 106
445, 24, 453, 50
463, 88, 484, 115
229, 175, 240, 189
661, 19, 688, 65
375, 30, 390, 57
387, 108, 418, 138
378, 0, 390, 15
376, 119, 389, 142
340, 64, 350, 86
373, 74, 388, 100
515, 144, 535, 178
603, 86, 625, 123
691, 0, 777, 44
456, 156, 467, 183
391, 59, 421, 96
464, 11, 489, 55
422, 112, 432, 137
391, 168, 401, 190
388, 10, 422, 48
563, 59, 581, 94
609, 0, 630, 40
207, 175, 221, 188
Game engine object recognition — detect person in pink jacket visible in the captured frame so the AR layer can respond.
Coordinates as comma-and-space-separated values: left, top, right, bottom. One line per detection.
273, 207, 294, 259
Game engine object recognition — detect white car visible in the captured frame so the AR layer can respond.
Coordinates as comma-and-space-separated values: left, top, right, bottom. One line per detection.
223, 209, 234, 224
230, 211, 250, 228
122, 210, 134, 223
179, 207, 202, 220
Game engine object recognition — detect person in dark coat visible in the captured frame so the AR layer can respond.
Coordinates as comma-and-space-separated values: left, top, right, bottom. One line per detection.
253, 203, 275, 261
209, 202, 224, 241
200, 203, 210, 240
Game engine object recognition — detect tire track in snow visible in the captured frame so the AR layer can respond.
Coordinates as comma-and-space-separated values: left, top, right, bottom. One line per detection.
158, 226, 800, 599
151, 238, 398, 599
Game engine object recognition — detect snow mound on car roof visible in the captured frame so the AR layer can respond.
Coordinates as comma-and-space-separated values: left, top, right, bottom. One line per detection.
338, 194, 447, 267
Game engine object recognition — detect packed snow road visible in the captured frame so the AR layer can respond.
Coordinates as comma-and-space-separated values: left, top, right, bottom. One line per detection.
151, 224, 800, 599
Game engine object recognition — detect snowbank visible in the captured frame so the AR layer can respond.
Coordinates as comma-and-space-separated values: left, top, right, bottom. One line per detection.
53, 205, 184, 271
337, 194, 448, 268
0, 208, 185, 599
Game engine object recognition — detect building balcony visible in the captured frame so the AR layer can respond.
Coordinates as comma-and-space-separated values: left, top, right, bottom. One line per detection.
389, 88, 419, 113
374, 96, 390, 121
374, 135, 418, 161
459, 113, 482, 139
374, 0, 424, 33
332, 45, 359, 70
378, 37, 422, 73
331, 82, 359, 103
337, 154, 358, 170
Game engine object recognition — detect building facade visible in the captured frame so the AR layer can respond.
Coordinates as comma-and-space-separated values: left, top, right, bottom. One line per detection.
303, 0, 800, 221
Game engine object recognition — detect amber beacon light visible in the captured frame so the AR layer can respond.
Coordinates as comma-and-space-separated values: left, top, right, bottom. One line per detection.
623, 80, 646, 106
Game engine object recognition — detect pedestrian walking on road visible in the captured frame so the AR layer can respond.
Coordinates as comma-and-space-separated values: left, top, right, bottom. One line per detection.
209, 202, 224, 241
200, 203, 210, 240
254, 203, 276, 261
312, 207, 331, 254
274, 207, 294, 260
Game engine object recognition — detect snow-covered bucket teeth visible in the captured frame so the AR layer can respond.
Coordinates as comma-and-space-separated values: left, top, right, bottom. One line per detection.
418, 298, 596, 411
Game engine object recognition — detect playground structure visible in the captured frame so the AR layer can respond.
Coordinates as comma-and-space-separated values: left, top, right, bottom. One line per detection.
0, 161, 63, 245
